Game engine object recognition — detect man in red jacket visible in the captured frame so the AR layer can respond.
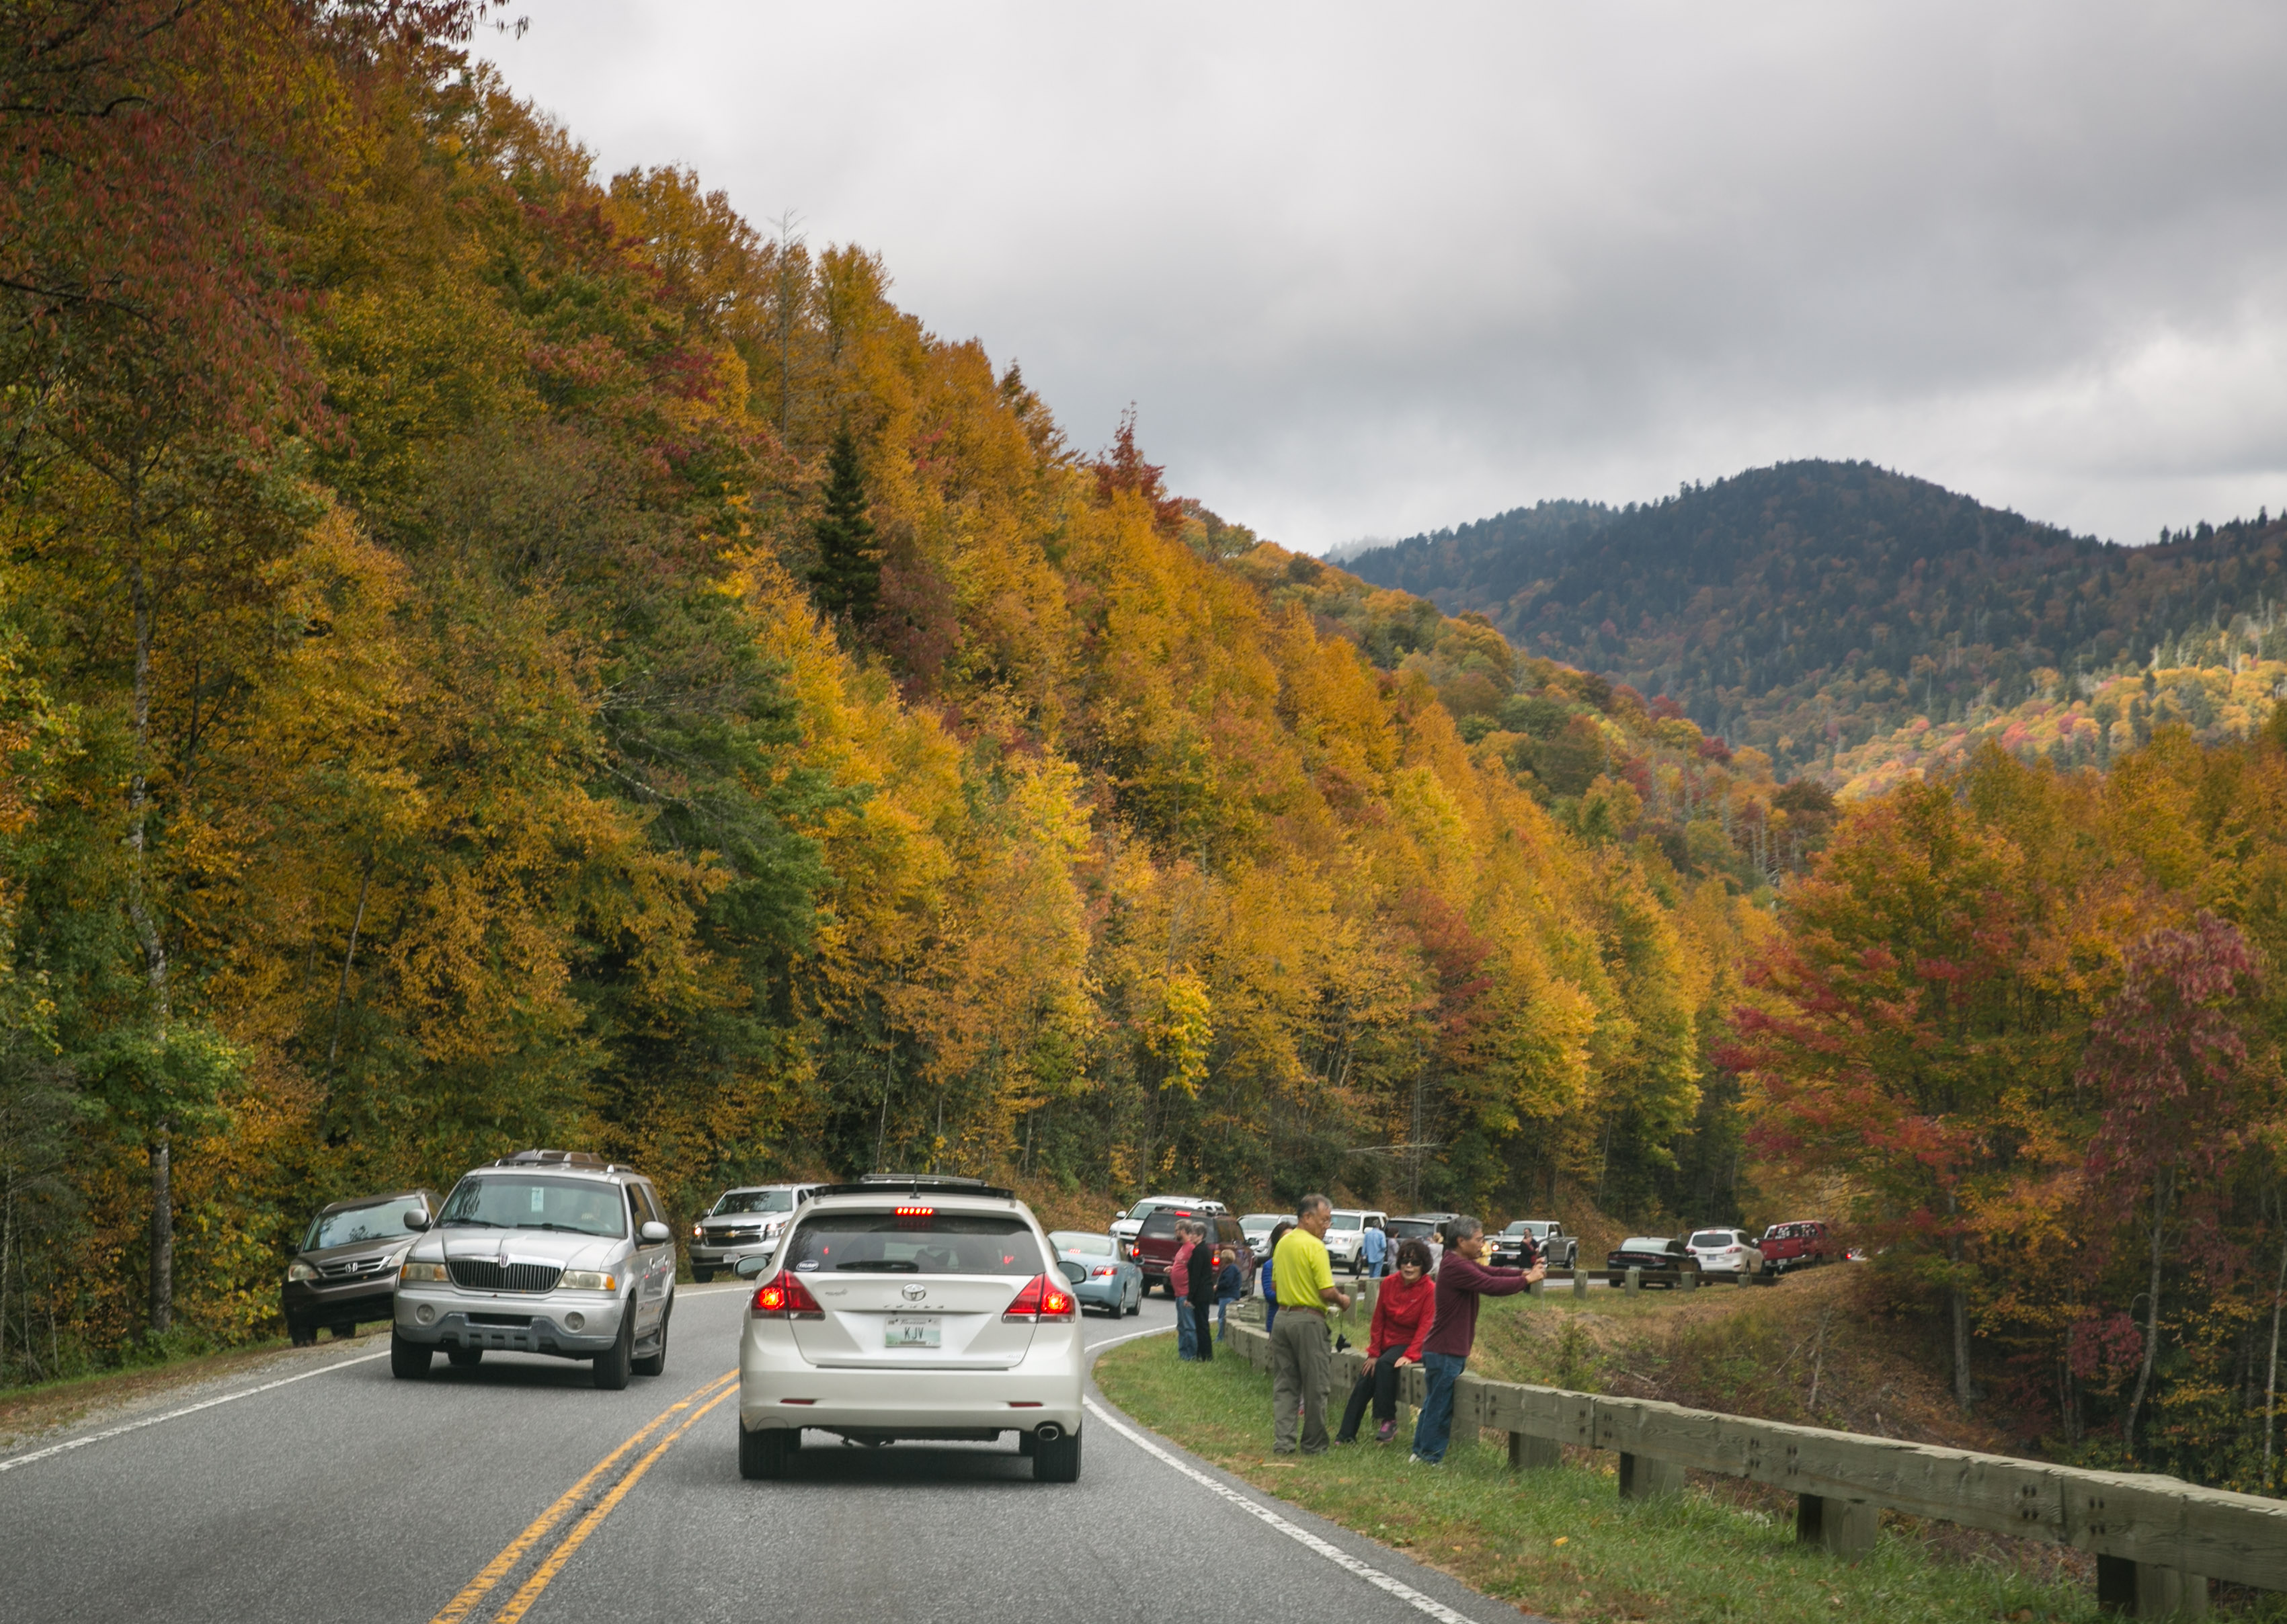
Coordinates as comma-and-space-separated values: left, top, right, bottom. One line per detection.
1410, 1215, 1540, 1465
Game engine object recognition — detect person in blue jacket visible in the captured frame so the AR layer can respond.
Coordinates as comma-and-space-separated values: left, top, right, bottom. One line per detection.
1360, 1218, 1390, 1279
1259, 1220, 1293, 1332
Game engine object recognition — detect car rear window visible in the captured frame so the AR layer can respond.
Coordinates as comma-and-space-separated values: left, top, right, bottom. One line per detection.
1689, 1230, 1734, 1247
1137, 1211, 1197, 1240
1386, 1219, 1437, 1241
1051, 1231, 1115, 1255
783, 1211, 1046, 1276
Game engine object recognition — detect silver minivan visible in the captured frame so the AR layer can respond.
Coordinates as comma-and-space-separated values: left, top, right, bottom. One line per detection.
391, 1149, 677, 1389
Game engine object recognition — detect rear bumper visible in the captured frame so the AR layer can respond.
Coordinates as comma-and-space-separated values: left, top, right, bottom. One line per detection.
738, 1324, 1085, 1437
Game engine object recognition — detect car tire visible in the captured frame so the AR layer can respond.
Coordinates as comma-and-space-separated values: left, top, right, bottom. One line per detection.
633, 1303, 669, 1378
331, 1322, 357, 1341
739, 1425, 797, 1481
287, 1317, 316, 1349
592, 1303, 635, 1390
692, 1267, 713, 1284
390, 1331, 432, 1380
1125, 1285, 1140, 1316
447, 1346, 483, 1369
1032, 1428, 1082, 1483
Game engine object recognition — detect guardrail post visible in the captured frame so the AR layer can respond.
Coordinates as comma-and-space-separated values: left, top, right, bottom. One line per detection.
1623, 1266, 1642, 1296
2097, 1555, 2208, 1618
1796, 1493, 1877, 1559
1618, 1451, 1683, 1498
1509, 1430, 1560, 1471
1572, 1268, 1589, 1299
1679, 1268, 1697, 1295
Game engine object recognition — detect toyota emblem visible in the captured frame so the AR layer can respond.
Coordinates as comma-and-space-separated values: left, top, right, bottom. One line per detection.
900, 1283, 927, 1302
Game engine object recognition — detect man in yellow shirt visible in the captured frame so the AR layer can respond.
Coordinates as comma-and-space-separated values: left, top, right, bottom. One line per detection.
1269, 1194, 1351, 1454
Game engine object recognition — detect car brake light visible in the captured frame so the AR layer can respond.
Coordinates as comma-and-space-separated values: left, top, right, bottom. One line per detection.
1090, 1266, 1117, 1277
895, 1205, 933, 1217
752, 1272, 825, 1319
1002, 1274, 1078, 1322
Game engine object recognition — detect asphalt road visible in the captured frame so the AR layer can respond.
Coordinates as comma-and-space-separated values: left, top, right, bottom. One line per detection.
0, 1285, 1533, 1624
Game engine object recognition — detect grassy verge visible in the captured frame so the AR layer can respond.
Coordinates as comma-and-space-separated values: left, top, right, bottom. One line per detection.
1095, 1335, 2277, 1624
0, 1327, 381, 1451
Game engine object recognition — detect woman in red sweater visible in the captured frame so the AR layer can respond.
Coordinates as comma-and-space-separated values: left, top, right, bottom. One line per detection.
1334, 1239, 1437, 1444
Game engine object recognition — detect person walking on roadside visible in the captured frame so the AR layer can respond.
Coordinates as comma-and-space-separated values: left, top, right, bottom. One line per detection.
1187, 1222, 1219, 1363
1360, 1219, 1389, 1281
1410, 1215, 1540, 1465
1269, 1194, 1351, 1455
1334, 1239, 1435, 1444
1260, 1221, 1292, 1334
1215, 1248, 1242, 1342
1170, 1221, 1200, 1361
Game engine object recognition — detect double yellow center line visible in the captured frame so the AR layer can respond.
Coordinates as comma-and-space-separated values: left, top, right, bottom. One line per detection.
431, 1369, 740, 1624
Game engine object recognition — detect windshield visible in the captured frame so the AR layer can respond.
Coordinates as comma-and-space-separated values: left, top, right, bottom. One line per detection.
305, 1196, 424, 1252
1328, 1213, 1363, 1231
1386, 1219, 1437, 1240
784, 1211, 1045, 1276
1240, 1214, 1282, 1231
439, 1176, 627, 1239
1689, 1231, 1734, 1248
1051, 1231, 1115, 1255
711, 1190, 797, 1217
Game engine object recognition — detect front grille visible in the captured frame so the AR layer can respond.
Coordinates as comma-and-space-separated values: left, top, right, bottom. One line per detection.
707, 1226, 763, 1244
319, 1256, 393, 1280
448, 1260, 563, 1293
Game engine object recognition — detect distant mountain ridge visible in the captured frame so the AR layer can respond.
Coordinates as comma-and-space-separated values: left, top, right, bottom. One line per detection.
1345, 459, 2287, 778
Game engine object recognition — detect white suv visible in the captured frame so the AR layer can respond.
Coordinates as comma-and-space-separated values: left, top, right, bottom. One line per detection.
735, 1176, 1086, 1482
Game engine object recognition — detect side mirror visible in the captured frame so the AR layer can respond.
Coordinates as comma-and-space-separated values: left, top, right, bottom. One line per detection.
1058, 1260, 1088, 1287
733, 1254, 772, 1279
404, 1210, 431, 1231
641, 1221, 671, 1245
1113, 1211, 1127, 1223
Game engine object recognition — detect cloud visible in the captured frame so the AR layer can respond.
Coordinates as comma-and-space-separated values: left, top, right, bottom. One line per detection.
480, 1, 2287, 549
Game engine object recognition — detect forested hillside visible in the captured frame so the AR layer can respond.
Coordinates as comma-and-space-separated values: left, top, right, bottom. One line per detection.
0, 0, 1804, 1374
1349, 461, 2287, 780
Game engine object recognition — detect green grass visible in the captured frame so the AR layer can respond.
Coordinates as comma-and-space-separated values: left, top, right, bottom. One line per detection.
1094, 1334, 2265, 1624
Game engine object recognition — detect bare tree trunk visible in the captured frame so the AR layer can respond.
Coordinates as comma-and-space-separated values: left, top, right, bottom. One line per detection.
2124, 1166, 2173, 1456
149, 1125, 171, 1334
324, 854, 375, 1071
2265, 1217, 2286, 1486
1945, 1188, 1974, 1410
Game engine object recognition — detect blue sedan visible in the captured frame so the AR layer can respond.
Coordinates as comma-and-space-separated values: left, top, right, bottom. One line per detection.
1050, 1230, 1142, 1317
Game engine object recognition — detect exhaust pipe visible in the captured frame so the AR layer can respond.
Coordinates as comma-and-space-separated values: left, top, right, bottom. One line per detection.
1035, 1423, 1064, 1443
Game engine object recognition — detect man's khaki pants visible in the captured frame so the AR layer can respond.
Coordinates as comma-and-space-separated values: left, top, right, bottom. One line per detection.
1270, 1307, 1331, 1453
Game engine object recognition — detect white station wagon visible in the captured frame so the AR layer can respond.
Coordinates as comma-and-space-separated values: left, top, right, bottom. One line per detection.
735, 1175, 1088, 1482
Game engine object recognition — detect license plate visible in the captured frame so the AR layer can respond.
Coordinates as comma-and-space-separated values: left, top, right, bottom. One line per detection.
884, 1315, 940, 1348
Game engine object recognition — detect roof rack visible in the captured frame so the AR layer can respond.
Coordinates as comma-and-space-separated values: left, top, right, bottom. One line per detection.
809, 1173, 1016, 1201
488, 1149, 632, 1174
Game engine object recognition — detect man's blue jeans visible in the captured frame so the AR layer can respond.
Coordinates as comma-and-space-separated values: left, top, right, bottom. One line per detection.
1410, 1350, 1467, 1461
1176, 1299, 1199, 1360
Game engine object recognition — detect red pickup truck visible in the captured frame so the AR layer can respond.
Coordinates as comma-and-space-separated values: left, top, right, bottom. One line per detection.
1757, 1219, 1840, 1274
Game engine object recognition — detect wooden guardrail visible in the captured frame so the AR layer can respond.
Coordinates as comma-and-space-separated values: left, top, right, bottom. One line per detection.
1224, 1301, 2287, 1619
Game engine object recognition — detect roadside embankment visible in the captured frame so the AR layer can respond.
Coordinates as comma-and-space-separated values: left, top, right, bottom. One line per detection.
1092, 1332, 2224, 1624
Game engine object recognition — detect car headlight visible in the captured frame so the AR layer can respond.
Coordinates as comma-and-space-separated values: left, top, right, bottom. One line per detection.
559, 1271, 616, 1291
286, 1259, 318, 1283
399, 1260, 450, 1283
762, 1218, 784, 1235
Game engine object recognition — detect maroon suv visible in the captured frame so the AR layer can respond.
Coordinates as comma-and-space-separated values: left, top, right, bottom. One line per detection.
1130, 1209, 1248, 1299
1758, 1219, 1839, 1274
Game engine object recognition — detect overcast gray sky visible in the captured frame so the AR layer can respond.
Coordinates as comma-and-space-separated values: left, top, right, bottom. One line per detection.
481, 3, 2287, 554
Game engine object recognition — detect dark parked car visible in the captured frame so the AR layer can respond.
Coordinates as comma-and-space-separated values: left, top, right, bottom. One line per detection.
1605, 1235, 1697, 1285
1493, 1220, 1577, 1269
282, 1188, 438, 1346
1384, 1212, 1463, 1262
1759, 1220, 1840, 1273
1131, 1209, 1249, 1299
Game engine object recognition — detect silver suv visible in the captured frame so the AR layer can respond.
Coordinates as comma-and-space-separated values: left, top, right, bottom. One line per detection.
688, 1183, 821, 1281
391, 1149, 677, 1389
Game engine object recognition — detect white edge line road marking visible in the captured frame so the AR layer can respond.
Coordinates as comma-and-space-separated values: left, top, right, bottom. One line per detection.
1083, 1395, 1484, 1624
0, 1348, 391, 1473
1084, 1324, 1176, 1354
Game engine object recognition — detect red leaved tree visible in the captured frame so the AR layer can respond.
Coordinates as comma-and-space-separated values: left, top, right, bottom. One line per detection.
2078, 912, 2276, 1456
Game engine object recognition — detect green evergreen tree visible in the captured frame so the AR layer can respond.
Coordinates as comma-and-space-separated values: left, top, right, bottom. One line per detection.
810, 428, 880, 627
